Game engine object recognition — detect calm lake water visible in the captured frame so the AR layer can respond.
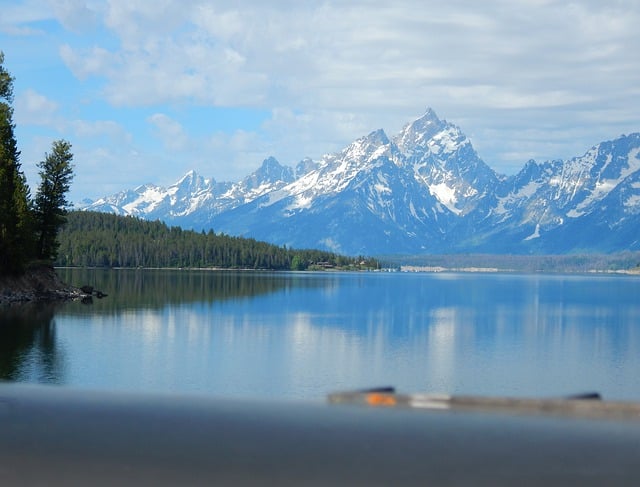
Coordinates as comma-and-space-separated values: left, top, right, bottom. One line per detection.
1, 269, 640, 401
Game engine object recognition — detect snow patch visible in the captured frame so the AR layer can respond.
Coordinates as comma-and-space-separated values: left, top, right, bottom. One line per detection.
289, 192, 314, 211
122, 186, 167, 214
260, 188, 289, 208
524, 224, 541, 241
429, 182, 461, 214
409, 201, 418, 219
494, 180, 543, 216
428, 127, 463, 155
625, 194, 640, 208
571, 147, 640, 215
370, 144, 389, 161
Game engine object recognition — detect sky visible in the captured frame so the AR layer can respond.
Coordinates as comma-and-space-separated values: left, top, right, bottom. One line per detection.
1, 0, 640, 203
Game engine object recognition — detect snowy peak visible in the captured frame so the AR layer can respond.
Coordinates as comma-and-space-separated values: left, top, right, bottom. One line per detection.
340, 129, 392, 163
81, 109, 640, 255
171, 170, 214, 198
487, 133, 640, 251
241, 157, 294, 191
556, 134, 640, 216
390, 109, 499, 215
394, 108, 448, 155
504, 133, 640, 217
511, 159, 545, 188
295, 157, 319, 177
214, 156, 296, 212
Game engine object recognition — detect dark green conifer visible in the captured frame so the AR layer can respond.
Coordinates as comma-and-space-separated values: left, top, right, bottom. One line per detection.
33, 140, 74, 261
0, 51, 33, 274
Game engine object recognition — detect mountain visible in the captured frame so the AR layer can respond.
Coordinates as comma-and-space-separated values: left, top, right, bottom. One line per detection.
81, 109, 640, 255
213, 127, 453, 254
84, 157, 293, 229
487, 133, 640, 253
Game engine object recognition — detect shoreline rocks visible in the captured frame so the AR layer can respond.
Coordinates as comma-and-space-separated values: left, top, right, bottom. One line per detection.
0, 264, 87, 305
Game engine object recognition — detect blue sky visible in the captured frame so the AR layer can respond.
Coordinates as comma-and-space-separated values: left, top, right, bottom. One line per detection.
2, 1, 640, 202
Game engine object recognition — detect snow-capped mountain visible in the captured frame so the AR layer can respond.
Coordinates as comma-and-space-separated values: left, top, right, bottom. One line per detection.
394, 108, 501, 216
212, 127, 454, 254
84, 157, 294, 229
482, 133, 640, 253
81, 109, 640, 255
85, 170, 220, 222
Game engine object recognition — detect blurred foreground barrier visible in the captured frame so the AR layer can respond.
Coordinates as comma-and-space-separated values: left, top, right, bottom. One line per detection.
328, 387, 640, 419
1, 383, 640, 486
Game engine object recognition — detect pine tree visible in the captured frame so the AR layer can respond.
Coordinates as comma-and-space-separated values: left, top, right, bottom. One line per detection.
0, 51, 33, 274
33, 140, 74, 261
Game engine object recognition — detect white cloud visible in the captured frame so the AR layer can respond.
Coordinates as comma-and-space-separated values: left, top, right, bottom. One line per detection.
64, 2, 638, 112
71, 119, 131, 144
15, 89, 132, 144
47, 0, 100, 32
147, 113, 189, 151
69, 144, 149, 200
60, 44, 117, 80
0, 24, 45, 36
15, 89, 60, 126
0, 0, 52, 27
199, 129, 267, 180
5, 0, 640, 199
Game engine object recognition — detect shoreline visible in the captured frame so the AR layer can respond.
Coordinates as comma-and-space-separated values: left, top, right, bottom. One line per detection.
400, 265, 640, 275
0, 264, 86, 306
3, 263, 639, 306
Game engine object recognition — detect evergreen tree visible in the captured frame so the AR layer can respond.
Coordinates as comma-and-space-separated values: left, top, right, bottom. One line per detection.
55, 211, 381, 271
33, 140, 74, 261
0, 51, 33, 274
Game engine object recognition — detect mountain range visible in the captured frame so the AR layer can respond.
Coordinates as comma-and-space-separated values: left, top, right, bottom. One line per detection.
81, 109, 640, 256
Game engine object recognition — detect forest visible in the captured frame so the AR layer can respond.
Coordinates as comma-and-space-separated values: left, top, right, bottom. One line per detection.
55, 211, 380, 271
0, 52, 74, 276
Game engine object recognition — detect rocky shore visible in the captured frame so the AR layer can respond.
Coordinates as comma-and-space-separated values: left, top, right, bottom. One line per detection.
0, 264, 85, 305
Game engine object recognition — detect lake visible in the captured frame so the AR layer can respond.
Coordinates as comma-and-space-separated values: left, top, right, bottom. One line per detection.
1, 269, 639, 402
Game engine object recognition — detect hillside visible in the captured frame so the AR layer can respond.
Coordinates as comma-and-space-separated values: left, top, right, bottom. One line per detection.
55, 211, 379, 271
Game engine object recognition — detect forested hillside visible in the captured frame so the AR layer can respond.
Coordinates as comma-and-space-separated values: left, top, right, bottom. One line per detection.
56, 211, 378, 271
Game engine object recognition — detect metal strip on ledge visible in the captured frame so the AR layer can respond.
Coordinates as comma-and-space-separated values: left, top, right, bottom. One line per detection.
327, 387, 640, 420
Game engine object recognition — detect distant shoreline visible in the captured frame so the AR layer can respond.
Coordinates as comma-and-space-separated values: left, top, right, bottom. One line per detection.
382, 251, 640, 274
400, 265, 640, 275
4, 262, 639, 306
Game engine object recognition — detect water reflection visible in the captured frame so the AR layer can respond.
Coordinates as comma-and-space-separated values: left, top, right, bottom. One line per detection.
55, 268, 325, 313
2, 270, 640, 400
0, 303, 64, 384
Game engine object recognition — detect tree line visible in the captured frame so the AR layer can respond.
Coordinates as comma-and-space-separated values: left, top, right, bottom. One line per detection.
56, 211, 379, 271
0, 51, 74, 276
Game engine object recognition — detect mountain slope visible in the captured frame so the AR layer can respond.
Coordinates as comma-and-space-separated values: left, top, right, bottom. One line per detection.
81, 110, 640, 255
214, 129, 454, 254
395, 108, 501, 216
474, 133, 640, 253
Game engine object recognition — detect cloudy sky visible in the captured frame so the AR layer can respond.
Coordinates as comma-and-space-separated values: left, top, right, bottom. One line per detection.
2, 0, 639, 202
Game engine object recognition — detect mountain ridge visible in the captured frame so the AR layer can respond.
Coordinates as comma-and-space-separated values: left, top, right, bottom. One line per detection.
82, 109, 640, 255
